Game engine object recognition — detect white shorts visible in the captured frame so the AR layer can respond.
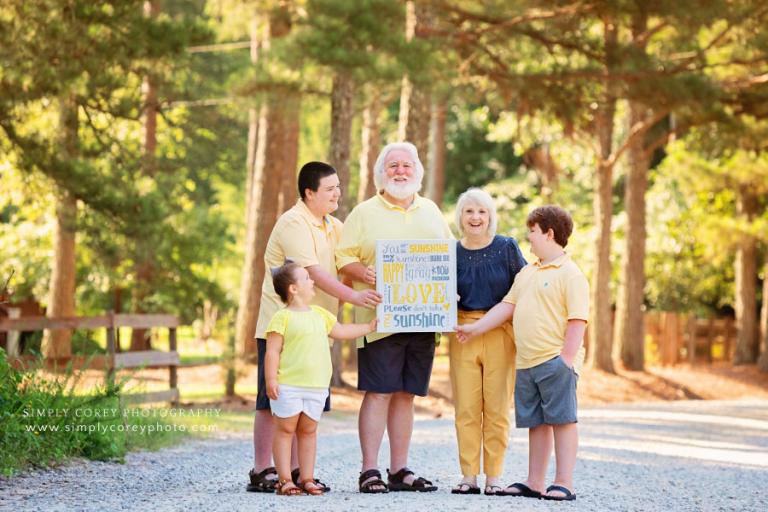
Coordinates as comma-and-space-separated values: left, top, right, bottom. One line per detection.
269, 385, 329, 422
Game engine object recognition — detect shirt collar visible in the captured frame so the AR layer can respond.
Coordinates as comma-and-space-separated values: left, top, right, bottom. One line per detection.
375, 192, 422, 212
534, 252, 570, 269
295, 200, 329, 228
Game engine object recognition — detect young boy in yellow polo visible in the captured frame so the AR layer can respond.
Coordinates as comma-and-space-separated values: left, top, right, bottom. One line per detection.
456, 205, 588, 502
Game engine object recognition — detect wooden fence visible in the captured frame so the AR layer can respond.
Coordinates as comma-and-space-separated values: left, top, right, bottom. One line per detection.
0, 313, 180, 405
644, 312, 735, 365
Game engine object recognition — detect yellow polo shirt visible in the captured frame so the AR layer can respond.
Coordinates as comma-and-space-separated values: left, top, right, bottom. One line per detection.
502, 253, 589, 373
336, 193, 453, 344
255, 200, 343, 339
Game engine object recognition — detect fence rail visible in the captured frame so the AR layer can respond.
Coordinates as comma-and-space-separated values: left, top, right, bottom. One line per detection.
644, 312, 735, 365
0, 313, 180, 405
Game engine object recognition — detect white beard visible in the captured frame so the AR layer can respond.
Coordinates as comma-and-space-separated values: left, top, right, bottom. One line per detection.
384, 180, 421, 200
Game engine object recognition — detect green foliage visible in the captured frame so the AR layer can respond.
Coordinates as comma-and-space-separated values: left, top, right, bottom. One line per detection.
296, 0, 410, 80
444, 105, 523, 202
0, 350, 183, 477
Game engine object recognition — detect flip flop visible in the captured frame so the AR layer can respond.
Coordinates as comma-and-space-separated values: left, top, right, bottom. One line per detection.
484, 485, 503, 496
543, 484, 576, 501
500, 482, 542, 498
451, 483, 481, 495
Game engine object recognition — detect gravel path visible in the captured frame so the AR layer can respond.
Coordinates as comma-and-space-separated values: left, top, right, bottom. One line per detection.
2, 399, 767, 511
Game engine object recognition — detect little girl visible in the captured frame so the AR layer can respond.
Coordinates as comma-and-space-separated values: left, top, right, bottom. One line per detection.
265, 261, 376, 496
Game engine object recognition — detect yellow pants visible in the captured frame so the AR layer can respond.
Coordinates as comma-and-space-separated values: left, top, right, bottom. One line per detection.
449, 310, 516, 477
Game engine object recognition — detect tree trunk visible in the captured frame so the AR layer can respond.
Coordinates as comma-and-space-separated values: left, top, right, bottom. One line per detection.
328, 72, 356, 386
358, 89, 381, 202
235, 82, 301, 356
329, 72, 355, 220
733, 188, 759, 364
397, 1, 431, 168
522, 145, 560, 201
277, 96, 301, 214
613, 101, 649, 371
244, 15, 262, 225
757, 252, 768, 372
43, 95, 78, 360
130, 0, 161, 352
428, 98, 447, 207
587, 20, 617, 373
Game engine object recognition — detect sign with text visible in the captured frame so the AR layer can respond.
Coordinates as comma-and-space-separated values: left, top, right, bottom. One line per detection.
376, 239, 457, 333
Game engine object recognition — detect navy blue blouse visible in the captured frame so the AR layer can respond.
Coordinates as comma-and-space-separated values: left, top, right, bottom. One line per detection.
456, 235, 527, 311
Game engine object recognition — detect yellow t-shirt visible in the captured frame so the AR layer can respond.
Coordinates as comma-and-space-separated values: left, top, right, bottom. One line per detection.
502, 253, 589, 373
266, 305, 337, 388
335, 193, 454, 344
255, 200, 343, 339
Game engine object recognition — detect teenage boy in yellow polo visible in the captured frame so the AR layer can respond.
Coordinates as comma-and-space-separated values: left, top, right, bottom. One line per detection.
456, 205, 588, 502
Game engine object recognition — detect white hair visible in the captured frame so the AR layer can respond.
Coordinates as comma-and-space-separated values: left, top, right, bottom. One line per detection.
372, 141, 425, 191
455, 187, 498, 237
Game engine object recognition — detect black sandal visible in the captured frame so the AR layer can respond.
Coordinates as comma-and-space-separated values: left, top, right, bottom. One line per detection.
387, 467, 437, 492
292, 468, 331, 493
500, 482, 542, 498
451, 482, 481, 495
543, 484, 576, 501
359, 469, 389, 494
484, 485, 503, 496
246, 466, 277, 493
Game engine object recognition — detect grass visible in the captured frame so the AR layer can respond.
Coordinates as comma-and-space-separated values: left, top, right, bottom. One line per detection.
0, 351, 189, 477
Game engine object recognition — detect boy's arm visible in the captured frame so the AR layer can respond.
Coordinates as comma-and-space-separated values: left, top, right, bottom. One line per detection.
306, 264, 381, 307
264, 332, 283, 400
560, 319, 587, 367
338, 262, 376, 286
330, 318, 377, 340
455, 302, 515, 343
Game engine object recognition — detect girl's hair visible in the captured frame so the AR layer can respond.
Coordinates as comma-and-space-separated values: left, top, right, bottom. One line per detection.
271, 260, 301, 304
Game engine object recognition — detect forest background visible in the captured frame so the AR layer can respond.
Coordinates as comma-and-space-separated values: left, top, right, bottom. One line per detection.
2, 0, 768, 383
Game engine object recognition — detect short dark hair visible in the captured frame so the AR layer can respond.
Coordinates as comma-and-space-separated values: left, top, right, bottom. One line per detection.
526, 205, 574, 248
271, 261, 302, 304
298, 161, 337, 200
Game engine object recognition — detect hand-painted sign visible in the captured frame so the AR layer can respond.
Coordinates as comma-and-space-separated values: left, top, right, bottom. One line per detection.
376, 239, 457, 333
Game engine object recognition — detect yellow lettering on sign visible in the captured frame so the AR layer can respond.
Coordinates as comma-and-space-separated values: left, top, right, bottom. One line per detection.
382, 262, 405, 283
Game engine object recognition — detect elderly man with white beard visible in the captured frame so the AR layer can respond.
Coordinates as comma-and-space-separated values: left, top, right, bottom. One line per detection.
336, 142, 453, 494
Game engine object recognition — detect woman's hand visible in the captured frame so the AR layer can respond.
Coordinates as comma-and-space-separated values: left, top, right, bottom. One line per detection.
368, 317, 378, 333
455, 323, 477, 344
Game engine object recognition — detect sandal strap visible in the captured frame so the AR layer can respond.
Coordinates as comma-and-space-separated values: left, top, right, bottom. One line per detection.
359, 469, 383, 484
253, 466, 277, 479
300, 479, 324, 495
412, 476, 433, 487
387, 467, 415, 483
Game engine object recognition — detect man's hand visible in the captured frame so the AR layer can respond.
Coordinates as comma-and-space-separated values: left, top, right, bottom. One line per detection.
368, 317, 378, 333
363, 265, 376, 286
352, 289, 382, 309
455, 323, 478, 344
266, 378, 279, 400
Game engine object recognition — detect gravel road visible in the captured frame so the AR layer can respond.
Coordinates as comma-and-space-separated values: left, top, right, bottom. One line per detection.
2, 399, 766, 511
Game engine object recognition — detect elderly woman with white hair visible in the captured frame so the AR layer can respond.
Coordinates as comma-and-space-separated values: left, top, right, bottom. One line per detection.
336, 141, 453, 494
449, 188, 526, 496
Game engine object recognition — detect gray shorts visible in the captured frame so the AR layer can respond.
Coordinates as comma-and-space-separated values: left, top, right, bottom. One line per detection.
514, 355, 578, 428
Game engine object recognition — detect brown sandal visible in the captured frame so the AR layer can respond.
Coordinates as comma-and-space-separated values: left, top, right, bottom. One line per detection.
300, 479, 325, 496
275, 479, 303, 496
